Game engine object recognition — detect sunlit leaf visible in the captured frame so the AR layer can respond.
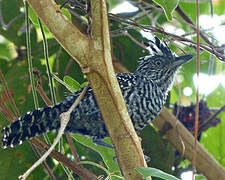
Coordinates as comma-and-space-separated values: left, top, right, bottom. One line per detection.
61, 8, 71, 20
152, 0, 179, 21
63, 75, 82, 92
136, 167, 180, 180
28, 6, 38, 25
72, 134, 121, 174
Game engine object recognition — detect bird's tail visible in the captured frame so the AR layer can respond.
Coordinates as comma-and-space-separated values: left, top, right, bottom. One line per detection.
1, 102, 70, 148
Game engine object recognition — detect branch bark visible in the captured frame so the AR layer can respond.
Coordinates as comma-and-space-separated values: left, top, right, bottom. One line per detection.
153, 108, 225, 180
26, 0, 89, 65
26, 0, 147, 179
114, 61, 225, 180
30, 138, 98, 180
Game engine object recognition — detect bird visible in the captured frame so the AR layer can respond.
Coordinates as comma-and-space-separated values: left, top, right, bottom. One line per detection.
1, 37, 193, 149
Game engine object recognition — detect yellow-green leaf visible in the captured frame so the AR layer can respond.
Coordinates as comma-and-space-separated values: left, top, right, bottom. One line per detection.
136, 167, 180, 180
153, 0, 179, 21
63, 75, 82, 92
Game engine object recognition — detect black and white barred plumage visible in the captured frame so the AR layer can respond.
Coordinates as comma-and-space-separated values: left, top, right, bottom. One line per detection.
1, 37, 193, 148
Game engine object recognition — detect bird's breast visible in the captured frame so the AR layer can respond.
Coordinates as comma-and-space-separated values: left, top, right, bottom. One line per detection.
124, 82, 166, 131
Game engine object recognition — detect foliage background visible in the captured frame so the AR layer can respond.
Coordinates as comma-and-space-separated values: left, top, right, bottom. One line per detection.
0, 0, 225, 179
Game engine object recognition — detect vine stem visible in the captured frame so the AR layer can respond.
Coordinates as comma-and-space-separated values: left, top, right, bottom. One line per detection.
24, 0, 39, 108
192, 0, 200, 179
38, 18, 57, 105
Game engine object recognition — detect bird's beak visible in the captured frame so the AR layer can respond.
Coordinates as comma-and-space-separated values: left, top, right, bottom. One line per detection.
173, 55, 194, 67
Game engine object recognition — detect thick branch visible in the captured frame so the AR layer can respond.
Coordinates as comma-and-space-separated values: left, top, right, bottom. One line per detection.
26, 0, 147, 179
152, 108, 225, 180
26, 0, 89, 65
88, 0, 147, 179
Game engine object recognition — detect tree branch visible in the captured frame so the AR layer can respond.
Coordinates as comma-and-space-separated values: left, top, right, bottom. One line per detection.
26, 0, 89, 65
30, 138, 98, 180
26, 0, 148, 179
152, 108, 225, 180
88, 0, 148, 179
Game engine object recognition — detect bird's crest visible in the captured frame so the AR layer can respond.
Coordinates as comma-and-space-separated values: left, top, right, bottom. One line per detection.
144, 37, 173, 57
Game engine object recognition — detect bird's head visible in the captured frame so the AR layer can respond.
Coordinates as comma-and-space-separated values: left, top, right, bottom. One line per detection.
136, 37, 193, 90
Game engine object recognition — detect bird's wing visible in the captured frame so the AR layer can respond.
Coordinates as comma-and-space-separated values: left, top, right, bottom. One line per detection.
67, 73, 136, 116
116, 73, 137, 91
66, 73, 137, 136
70, 73, 136, 97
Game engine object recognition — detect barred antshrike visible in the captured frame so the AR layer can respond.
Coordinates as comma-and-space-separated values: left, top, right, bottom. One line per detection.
1, 37, 193, 148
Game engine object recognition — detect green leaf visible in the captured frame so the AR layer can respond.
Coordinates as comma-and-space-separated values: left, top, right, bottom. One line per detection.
0, 141, 46, 180
28, 6, 39, 25
0, 43, 12, 60
72, 135, 121, 175
63, 75, 82, 92
108, 0, 124, 10
195, 174, 207, 180
140, 126, 175, 173
81, 81, 88, 87
214, 0, 225, 15
0, 58, 9, 75
61, 8, 71, 20
152, 0, 179, 21
179, 1, 209, 23
136, 167, 180, 180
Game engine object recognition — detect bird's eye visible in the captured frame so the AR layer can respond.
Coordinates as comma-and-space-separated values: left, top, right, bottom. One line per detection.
155, 60, 161, 66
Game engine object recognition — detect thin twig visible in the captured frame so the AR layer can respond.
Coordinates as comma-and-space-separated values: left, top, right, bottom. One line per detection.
35, 69, 78, 178
0, 0, 24, 31
30, 138, 98, 180
37, 84, 53, 106
19, 85, 88, 180
24, 1, 39, 108
38, 18, 57, 105
65, 59, 74, 75
123, 31, 147, 49
51, 73, 74, 93
66, 134, 80, 162
0, 102, 15, 122
174, 80, 185, 156
192, 0, 200, 179
175, 5, 213, 47
0, 69, 56, 180
0, 47, 97, 180
136, 3, 152, 23
60, 0, 70, 8
0, 69, 20, 117
31, 145, 57, 180
199, 104, 225, 133
109, 13, 225, 61
33, 70, 52, 145
35, 71, 87, 177
35, 73, 53, 106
